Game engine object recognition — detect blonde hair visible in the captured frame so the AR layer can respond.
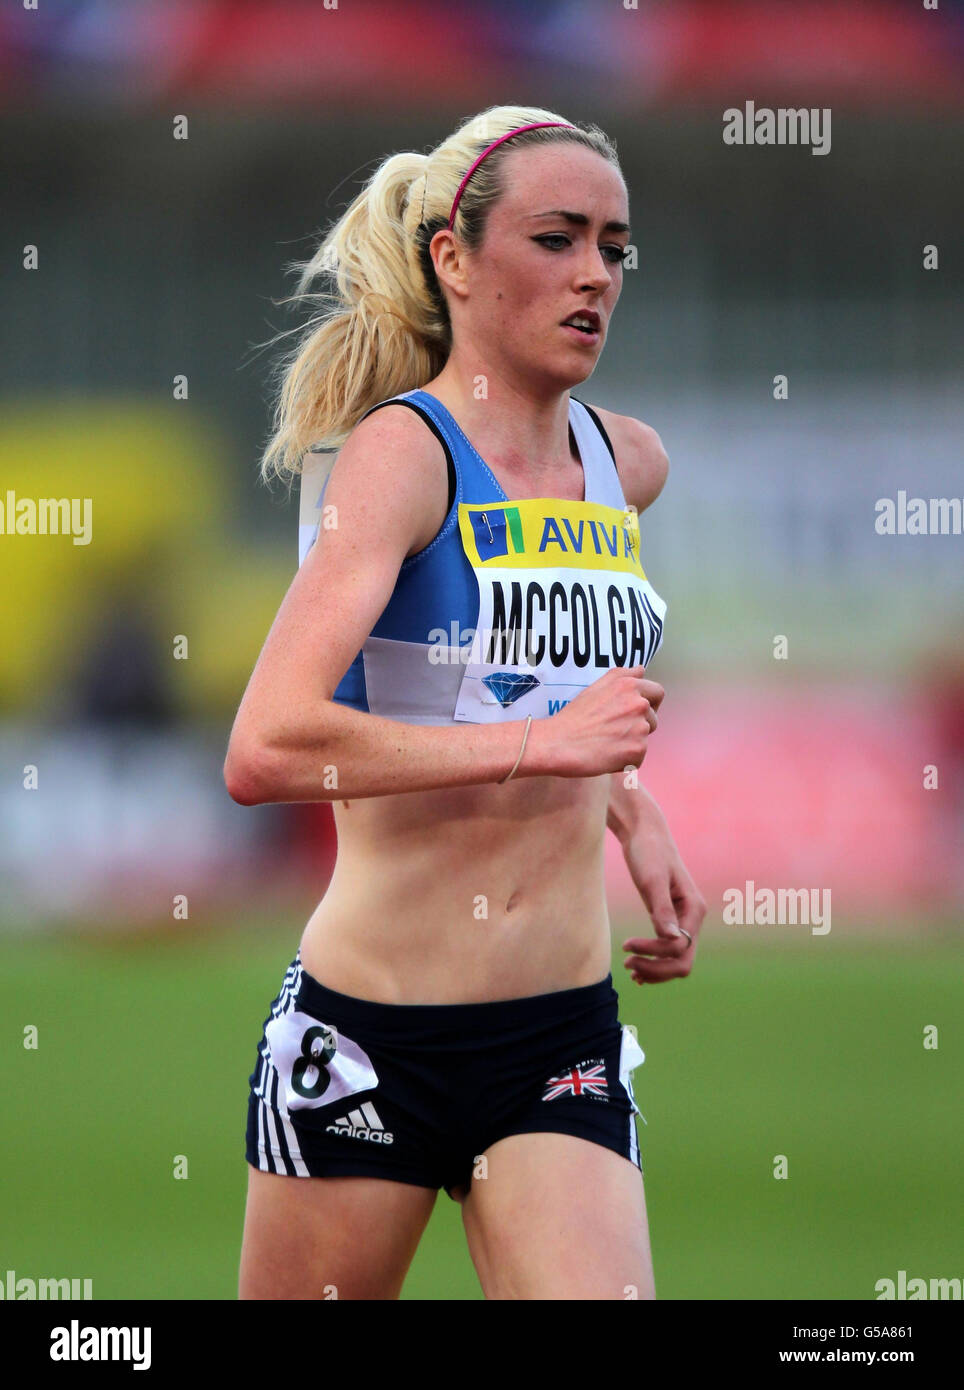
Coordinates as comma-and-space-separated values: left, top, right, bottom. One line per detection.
258, 104, 620, 482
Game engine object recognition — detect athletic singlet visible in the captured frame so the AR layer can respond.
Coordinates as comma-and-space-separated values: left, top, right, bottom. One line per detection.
297, 388, 667, 726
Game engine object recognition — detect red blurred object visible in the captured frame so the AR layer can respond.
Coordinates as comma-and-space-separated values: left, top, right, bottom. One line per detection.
1, 0, 960, 110
606, 683, 955, 919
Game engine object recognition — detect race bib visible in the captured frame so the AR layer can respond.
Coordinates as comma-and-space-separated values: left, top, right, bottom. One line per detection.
618, 1024, 646, 1120
453, 498, 667, 724
264, 1007, 379, 1113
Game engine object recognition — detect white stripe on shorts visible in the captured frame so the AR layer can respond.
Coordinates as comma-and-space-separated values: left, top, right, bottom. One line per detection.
255, 1039, 310, 1177
270, 1064, 310, 1177
253, 956, 311, 1177
256, 1092, 271, 1173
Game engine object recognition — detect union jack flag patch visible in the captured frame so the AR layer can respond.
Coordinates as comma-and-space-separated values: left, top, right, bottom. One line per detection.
542, 1059, 608, 1103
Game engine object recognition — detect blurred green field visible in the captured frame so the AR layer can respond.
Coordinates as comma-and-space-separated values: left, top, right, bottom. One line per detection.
1, 922, 960, 1300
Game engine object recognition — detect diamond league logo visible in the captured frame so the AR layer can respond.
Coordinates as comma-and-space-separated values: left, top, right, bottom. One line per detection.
481, 671, 541, 707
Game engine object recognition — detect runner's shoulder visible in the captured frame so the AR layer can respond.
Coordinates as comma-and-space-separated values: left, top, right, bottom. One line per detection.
585, 405, 669, 514
323, 402, 450, 559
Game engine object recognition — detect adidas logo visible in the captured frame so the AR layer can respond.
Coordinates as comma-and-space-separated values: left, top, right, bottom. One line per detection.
325, 1101, 394, 1144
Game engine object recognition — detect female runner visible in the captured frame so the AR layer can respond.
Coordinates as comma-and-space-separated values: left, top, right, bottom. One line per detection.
226, 105, 706, 1301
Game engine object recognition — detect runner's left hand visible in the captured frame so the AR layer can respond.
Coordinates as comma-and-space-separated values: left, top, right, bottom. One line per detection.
619, 806, 706, 984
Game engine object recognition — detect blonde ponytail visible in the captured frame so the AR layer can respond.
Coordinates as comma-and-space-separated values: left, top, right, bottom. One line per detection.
258, 106, 619, 482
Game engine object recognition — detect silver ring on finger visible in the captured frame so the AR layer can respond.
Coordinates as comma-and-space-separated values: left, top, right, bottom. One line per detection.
678, 927, 692, 948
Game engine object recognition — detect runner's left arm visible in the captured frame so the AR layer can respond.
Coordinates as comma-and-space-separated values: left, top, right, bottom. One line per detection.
607, 776, 706, 985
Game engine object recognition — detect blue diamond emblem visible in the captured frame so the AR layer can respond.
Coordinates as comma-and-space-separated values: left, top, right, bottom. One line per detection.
482, 671, 541, 708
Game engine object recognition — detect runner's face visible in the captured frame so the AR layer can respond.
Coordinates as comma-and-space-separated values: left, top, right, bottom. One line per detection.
459, 144, 630, 388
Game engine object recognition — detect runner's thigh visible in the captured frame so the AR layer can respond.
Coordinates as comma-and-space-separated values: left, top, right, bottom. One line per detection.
460, 1132, 654, 1300
239, 1166, 438, 1300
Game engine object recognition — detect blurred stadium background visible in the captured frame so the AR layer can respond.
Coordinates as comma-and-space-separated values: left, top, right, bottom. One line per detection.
1, 0, 961, 1299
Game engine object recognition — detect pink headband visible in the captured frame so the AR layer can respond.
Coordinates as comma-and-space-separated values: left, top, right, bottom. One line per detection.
447, 122, 574, 230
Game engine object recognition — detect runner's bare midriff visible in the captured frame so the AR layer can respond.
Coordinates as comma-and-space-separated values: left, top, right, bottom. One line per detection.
299, 771, 612, 1004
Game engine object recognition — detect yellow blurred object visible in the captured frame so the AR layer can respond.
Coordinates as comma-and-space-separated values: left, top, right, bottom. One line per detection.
0, 398, 223, 712
166, 550, 294, 718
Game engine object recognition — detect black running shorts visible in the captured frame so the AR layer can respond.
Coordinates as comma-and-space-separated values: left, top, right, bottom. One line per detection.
245, 951, 646, 1199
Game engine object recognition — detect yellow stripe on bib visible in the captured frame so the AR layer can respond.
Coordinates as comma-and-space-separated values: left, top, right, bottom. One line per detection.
457, 498, 647, 577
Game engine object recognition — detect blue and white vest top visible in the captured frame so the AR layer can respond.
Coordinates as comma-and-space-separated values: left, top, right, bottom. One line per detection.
298, 388, 667, 726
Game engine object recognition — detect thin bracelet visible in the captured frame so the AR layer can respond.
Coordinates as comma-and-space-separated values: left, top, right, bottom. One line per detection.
500, 714, 532, 784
